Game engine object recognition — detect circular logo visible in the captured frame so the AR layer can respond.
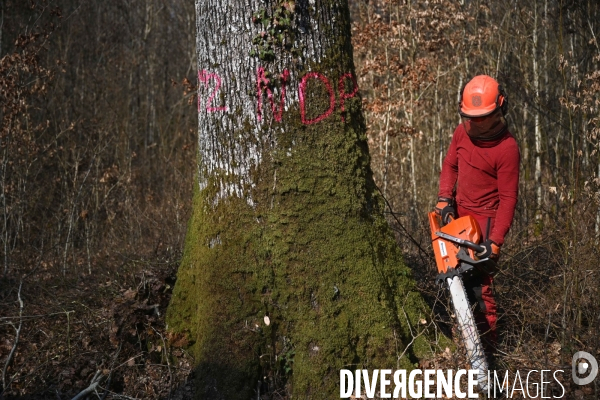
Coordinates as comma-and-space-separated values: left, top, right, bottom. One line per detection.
471, 95, 482, 107
572, 351, 599, 385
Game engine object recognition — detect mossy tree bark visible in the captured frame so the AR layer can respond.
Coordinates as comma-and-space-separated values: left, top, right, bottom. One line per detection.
167, 0, 436, 398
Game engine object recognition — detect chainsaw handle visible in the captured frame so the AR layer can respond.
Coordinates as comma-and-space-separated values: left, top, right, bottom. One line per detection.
442, 213, 456, 227
434, 231, 485, 254
462, 240, 485, 254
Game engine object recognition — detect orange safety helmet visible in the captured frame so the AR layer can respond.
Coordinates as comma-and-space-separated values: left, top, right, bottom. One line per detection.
459, 75, 507, 117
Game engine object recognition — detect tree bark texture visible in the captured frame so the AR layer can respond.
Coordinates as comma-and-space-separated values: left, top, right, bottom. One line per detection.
167, 1, 435, 398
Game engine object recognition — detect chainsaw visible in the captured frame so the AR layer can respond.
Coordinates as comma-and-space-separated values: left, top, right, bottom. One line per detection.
428, 211, 497, 392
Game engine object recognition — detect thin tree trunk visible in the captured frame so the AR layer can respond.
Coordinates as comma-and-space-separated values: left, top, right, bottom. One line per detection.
383, 42, 391, 197
0, 0, 4, 58
522, 102, 529, 225
533, 0, 543, 217
383, 104, 390, 197
596, 161, 600, 239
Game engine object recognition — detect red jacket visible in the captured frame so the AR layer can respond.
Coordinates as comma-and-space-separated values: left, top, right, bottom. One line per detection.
438, 124, 520, 246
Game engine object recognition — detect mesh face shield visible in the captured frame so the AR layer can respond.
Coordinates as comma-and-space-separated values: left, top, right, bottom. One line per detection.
461, 108, 507, 141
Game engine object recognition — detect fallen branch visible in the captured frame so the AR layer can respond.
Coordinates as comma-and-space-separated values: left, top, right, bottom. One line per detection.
95, 388, 139, 400
71, 370, 103, 400
0, 310, 75, 322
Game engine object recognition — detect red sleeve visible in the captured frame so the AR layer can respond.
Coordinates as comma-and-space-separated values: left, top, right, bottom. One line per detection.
438, 127, 460, 199
489, 139, 520, 246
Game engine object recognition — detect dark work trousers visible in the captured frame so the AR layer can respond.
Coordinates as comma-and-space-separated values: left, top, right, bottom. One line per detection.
457, 205, 498, 356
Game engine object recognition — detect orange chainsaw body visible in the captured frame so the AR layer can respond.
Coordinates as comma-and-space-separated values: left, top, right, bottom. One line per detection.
428, 211, 482, 274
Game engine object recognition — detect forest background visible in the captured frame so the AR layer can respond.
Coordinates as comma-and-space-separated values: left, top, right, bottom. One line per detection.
0, 0, 598, 398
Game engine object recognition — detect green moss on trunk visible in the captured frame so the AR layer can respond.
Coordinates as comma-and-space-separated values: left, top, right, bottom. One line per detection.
167, 93, 442, 398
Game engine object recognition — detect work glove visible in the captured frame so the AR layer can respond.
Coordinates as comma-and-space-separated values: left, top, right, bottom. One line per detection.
434, 197, 455, 225
476, 239, 501, 261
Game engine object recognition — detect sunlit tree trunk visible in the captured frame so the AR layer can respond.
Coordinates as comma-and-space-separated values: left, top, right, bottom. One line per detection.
533, 1, 543, 217
166, 1, 433, 398
522, 100, 530, 224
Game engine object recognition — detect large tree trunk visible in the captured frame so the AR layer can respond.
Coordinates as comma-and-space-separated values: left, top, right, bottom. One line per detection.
167, 1, 435, 398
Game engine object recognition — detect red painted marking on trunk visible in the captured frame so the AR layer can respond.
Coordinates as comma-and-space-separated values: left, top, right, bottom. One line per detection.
299, 72, 335, 125
257, 67, 289, 122
338, 73, 358, 122
198, 70, 228, 112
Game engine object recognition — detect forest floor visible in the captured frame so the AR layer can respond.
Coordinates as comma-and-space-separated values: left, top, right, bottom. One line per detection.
0, 255, 485, 400
0, 226, 596, 399
0, 256, 197, 399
